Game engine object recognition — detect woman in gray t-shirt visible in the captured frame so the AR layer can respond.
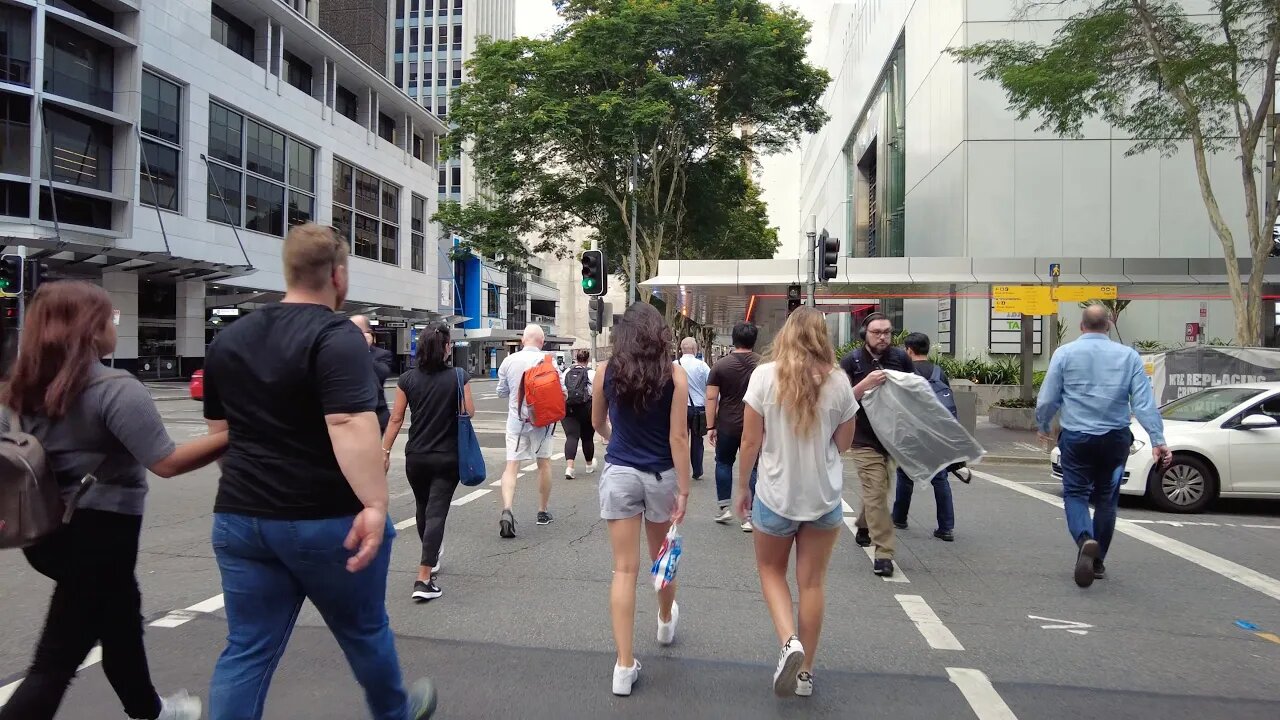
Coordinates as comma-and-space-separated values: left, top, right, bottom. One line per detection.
0, 281, 226, 720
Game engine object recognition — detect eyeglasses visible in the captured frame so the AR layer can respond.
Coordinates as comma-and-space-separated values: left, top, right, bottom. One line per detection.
867, 329, 893, 337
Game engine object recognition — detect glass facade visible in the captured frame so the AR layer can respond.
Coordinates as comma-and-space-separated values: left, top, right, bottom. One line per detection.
211, 3, 254, 61
44, 21, 114, 109
140, 71, 182, 211
333, 158, 400, 264
207, 102, 314, 235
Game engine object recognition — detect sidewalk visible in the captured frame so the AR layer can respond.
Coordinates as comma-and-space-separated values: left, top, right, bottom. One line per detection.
972, 416, 1050, 466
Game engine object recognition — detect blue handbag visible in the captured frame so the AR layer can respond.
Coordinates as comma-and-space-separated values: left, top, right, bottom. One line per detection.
456, 368, 487, 487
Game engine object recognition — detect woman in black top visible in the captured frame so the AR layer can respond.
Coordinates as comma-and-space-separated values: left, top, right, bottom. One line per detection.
382, 323, 474, 602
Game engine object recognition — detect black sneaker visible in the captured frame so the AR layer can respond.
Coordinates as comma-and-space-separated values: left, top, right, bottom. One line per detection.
407, 677, 438, 719
854, 528, 871, 547
893, 520, 908, 530
934, 529, 955, 542
499, 510, 516, 539
1093, 559, 1107, 580
873, 559, 895, 577
1075, 537, 1100, 588
412, 580, 442, 602
536, 511, 554, 526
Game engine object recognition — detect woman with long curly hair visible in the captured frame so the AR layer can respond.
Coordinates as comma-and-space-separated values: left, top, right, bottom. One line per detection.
0, 281, 227, 720
734, 306, 857, 698
591, 302, 691, 697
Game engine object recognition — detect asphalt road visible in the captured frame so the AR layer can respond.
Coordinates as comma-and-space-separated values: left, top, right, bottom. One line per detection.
2, 385, 1279, 719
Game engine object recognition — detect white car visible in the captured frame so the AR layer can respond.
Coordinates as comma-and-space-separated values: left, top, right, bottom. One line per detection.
1050, 382, 1280, 513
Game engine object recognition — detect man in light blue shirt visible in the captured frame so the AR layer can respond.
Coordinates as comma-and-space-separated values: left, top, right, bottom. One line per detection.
677, 338, 711, 480
1036, 304, 1171, 588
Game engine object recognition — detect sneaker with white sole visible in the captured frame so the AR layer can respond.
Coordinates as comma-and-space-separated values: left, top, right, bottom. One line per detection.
586, 461, 597, 474
612, 660, 641, 696
157, 690, 202, 720
741, 519, 754, 533
714, 507, 734, 524
795, 671, 814, 697
565, 466, 575, 479
407, 677, 439, 719
772, 636, 805, 697
656, 602, 679, 646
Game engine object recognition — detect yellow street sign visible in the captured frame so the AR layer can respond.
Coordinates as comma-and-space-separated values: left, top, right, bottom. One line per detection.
1053, 285, 1118, 302
992, 286, 1057, 315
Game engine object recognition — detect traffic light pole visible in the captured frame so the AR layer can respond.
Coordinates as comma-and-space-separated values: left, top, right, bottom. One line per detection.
805, 228, 817, 308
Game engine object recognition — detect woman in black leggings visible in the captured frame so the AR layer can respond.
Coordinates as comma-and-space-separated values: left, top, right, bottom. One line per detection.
561, 349, 596, 478
383, 322, 474, 602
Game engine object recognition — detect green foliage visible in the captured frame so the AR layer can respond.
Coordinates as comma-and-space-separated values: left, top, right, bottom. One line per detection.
995, 397, 1038, 409
1205, 336, 1237, 346
438, 0, 830, 289
1133, 339, 1171, 353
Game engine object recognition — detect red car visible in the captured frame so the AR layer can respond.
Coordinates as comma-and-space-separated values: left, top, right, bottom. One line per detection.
190, 369, 204, 401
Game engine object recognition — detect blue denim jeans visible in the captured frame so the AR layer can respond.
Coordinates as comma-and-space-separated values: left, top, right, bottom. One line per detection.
713, 431, 757, 509
892, 469, 954, 533
209, 513, 409, 720
1058, 428, 1132, 560
688, 406, 706, 478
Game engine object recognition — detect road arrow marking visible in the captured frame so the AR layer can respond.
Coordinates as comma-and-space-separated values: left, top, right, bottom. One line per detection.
1028, 615, 1092, 635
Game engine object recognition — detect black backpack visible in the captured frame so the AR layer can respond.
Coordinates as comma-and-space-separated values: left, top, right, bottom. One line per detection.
565, 366, 591, 406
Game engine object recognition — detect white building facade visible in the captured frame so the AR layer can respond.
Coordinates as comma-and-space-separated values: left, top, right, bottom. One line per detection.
797, 0, 1274, 356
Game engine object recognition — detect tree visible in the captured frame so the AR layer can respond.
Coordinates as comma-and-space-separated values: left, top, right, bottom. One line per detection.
436, 0, 829, 296
952, 0, 1279, 346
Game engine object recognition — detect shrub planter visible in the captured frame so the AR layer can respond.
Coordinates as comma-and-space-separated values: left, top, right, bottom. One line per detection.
989, 404, 1039, 431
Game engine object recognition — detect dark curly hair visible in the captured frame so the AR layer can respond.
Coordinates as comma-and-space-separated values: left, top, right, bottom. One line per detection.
609, 302, 672, 412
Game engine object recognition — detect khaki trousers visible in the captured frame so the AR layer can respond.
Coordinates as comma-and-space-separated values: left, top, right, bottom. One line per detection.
851, 446, 895, 560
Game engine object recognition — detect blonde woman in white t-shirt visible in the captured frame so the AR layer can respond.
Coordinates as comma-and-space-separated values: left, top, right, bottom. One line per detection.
735, 306, 858, 698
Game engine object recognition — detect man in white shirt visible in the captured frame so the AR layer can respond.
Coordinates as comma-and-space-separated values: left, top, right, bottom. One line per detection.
495, 324, 562, 537
677, 338, 711, 480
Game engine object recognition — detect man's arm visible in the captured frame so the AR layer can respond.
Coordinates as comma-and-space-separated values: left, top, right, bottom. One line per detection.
371, 348, 393, 384
496, 357, 512, 398
1035, 350, 1067, 436
1128, 352, 1166, 447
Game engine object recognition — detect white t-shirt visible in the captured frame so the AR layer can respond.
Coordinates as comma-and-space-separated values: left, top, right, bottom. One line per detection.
744, 362, 859, 521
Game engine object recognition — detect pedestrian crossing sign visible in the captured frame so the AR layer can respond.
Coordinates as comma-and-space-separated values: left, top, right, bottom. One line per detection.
1049, 263, 1061, 278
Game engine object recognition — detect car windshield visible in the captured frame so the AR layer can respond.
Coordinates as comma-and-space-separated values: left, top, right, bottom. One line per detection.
1160, 387, 1264, 422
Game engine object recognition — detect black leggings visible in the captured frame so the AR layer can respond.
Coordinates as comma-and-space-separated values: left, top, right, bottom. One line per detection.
0, 510, 161, 720
562, 402, 595, 462
406, 454, 460, 569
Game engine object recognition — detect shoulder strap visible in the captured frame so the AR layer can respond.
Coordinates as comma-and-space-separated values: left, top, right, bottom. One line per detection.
930, 364, 942, 383
455, 367, 467, 416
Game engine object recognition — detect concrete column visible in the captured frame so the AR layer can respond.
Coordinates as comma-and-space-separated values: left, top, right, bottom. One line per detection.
175, 280, 206, 361
102, 272, 139, 360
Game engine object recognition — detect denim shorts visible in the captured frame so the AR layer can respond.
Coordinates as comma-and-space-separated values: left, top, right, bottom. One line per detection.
751, 496, 844, 538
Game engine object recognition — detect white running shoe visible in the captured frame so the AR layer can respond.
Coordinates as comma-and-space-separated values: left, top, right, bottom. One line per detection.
612, 660, 641, 696
795, 671, 814, 697
565, 466, 575, 479
157, 690, 202, 720
656, 602, 679, 646
714, 507, 734, 524
741, 520, 754, 533
772, 637, 805, 697
585, 460, 597, 475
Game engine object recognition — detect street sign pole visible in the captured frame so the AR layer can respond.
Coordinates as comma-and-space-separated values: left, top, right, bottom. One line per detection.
1020, 313, 1035, 402
590, 236, 599, 362
805, 215, 817, 308
1048, 266, 1060, 358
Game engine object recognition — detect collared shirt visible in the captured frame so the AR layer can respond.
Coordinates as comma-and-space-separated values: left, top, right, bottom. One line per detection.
496, 346, 558, 434
678, 354, 711, 407
1036, 333, 1166, 446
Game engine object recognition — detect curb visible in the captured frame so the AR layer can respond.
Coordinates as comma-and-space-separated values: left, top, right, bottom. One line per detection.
981, 455, 1050, 467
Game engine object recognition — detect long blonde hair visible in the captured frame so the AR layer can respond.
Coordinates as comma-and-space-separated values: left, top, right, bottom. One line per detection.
766, 306, 837, 437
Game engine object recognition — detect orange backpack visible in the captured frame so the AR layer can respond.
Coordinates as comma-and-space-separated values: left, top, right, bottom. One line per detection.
519, 355, 567, 428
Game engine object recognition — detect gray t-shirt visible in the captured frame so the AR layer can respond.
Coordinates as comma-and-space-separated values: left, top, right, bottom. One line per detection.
0, 364, 175, 515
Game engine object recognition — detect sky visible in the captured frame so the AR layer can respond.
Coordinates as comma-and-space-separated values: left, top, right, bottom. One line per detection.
512, 1, 834, 258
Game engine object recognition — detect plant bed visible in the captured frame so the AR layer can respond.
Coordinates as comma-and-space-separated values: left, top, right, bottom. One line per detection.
989, 399, 1039, 431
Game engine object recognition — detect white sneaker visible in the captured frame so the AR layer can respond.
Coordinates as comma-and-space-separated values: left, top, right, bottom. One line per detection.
656, 602, 679, 646
714, 507, 734, 524
795, 671, 814, 697
612, 660, 641, 696
565, 466, 575, 479
742, 520, 754, 533
772, 637, 805, 696
585, 460, 596, 475
157, 690, 202, 720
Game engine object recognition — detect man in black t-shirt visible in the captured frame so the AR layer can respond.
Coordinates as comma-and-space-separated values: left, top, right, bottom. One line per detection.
203, 224, 437, 720
706, 322, 761, 528
839, 312, 913, 578
351, 314, 394, 433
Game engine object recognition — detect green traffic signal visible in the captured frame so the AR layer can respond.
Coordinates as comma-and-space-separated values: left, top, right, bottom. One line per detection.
582, 278, 596, 291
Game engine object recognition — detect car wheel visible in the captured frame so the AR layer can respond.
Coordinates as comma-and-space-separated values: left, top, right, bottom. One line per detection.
1146, 455, 1216, 514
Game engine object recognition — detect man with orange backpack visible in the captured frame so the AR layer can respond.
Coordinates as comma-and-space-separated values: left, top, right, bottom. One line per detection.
495, 324, 566, 538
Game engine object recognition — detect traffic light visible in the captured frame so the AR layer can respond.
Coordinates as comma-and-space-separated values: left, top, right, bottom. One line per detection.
817, 230, 840, 283
787, 283, 802, 315
588, 297, 604, 333
0, 255, 23, 297
580, 249, 608, 297
25, 260, 47, 295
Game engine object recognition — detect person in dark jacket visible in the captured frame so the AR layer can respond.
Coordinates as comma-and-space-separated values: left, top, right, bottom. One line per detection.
890, 332, 957, 542
352, 315, 394, 432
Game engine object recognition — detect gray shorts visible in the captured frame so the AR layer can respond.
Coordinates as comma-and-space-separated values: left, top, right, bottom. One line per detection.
599, 463, 678, 523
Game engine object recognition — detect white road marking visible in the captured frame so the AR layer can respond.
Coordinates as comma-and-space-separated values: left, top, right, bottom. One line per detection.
394, 517, 417, 530
521, 463, 538, 472
451, 489, 491, 506
896, 594, 964, 650
551, 453, 565, 460
186, 594, 226, 614
2, 648, 103, 706
843, 516, 910, 583
974, 469, 1280, 603
1028, 615, 1092, 635
150, 594, 225, 628
841, 498, 855, 515
947, 667, 1019, 720
490, 479, 503, 486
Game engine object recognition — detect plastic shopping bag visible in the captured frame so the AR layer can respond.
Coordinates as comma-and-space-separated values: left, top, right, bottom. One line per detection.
861, 370, 986, 483
651, 524, 683, 592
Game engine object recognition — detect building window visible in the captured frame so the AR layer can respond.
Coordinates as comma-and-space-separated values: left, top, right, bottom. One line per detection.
452, 59, 461, 86
412, 133, 428, 162
395, 28, 404, 54
140, 71, 182, 211
450, 166, 461, 194
437, 166, 446, 194
283, 51, 313, 95
452, 24, 462, 50
437, 24, 447, 50
50, 0, 115, 29
436, 98, 446, 118
409, 27, 419, 50
438, 0, 448, 13
486, 283, 500, 318
410, 194, 425, 272
44, 21, 113, 109
0, 92, 30, 177
336, 85, 358, 121
454, 0, 463, 14
437, 63, 446, 86
0, 180, 28, 218
39, 187, 111, 229
211, 3, 255, 62
410, 0, 419, 18
394, 61, 404, 86
0, 5, 32, 87
378, 113, 396, 143
43, 107, 112, 191
333, 158, 400, 264
207, 102, 314, 235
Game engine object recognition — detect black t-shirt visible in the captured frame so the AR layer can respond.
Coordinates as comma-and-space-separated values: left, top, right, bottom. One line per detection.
839, 346, 914, 452
371, 346, 394, 430
707, 351, 760, 436
204, 303, 379, 520
398, 366, 464, 457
